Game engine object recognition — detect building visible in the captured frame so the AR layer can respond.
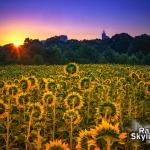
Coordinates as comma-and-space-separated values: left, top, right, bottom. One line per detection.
102, 30, 110, 40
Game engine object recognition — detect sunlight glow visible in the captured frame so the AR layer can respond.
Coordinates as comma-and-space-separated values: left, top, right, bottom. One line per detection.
14, 41, 21, 47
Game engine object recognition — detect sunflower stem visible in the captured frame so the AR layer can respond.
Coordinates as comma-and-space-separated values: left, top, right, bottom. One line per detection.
70, 117, 73, 150
6, 95, 11, 150
52, 101, 56, 140
37, 129, 41, 150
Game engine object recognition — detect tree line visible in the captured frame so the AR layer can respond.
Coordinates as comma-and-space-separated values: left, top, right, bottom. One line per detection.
0, 33, 150, 65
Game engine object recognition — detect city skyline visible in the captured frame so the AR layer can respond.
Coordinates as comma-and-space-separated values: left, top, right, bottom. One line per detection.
0, 0, 150, 45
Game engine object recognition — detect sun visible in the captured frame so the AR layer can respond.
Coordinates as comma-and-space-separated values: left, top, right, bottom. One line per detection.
14, 41, 21, 47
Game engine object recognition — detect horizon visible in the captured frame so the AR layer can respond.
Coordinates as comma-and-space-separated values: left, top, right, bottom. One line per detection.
0, 0, 150, 45
1, 32, 150, 47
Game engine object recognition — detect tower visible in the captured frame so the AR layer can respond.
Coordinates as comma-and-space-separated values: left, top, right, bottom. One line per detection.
102, 30, 110, 40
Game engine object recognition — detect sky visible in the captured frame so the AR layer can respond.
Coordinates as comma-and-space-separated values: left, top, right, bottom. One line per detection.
0, 0, 150, 45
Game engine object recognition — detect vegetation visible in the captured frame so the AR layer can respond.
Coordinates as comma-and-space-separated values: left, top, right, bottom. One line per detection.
0, 63, 150, 149
0, 33, 150, 65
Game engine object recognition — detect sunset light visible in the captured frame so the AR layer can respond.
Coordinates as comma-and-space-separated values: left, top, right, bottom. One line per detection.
14, 41, 21, 47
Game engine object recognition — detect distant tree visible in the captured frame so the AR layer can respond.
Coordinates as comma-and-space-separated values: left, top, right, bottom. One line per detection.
143, 53, 150, 65
110, 33, 133, 52
128, 34, 150, 53
0, 33, 150, 65
98, 55, 107, 63
128, 54, 139, 65
46, 45, 63, 64
33, 54, 44, 65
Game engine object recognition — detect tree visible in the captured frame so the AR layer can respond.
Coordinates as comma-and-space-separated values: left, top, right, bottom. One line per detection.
110, 33, 133, 52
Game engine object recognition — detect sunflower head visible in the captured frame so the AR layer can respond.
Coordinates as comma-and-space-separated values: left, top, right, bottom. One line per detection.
93, 119, 127, 148
78, 77, 94, 92
64, 63, 79, 77
7, 80, 12, 85
16, 93, 30, 108
28, 76, 38, 87
47, 80, 57, 92
96, 101, 120, 122
57, 81, 68, 92
76, 129, 98, 150
29, 102, 44, 120
42, 92, 56, 107
8, 85, 18, 96
14, 79, 19, 85
104, 79, 111, 86
0, 100, 8, 119
46, 139, 70, 150
19, 77, 31, 91
64, 92, 83, 110
28, 131, 39, 143
63, 109, 80, 125
38, 78, 46, 91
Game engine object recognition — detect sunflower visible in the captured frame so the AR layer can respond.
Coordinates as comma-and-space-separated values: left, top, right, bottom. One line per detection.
19, 77, 31, 92
7, 80, 12, 85
46, 139, 70, 150
28, 131, 38, 143
63, 109, 80, 125
14, 79, 19, 86
76, 130, 100, 150
103, 79, 111, 86
96, 101, 120, 122
8, 84, 18, 97
0, 100, 8, 119
57, 80, 68, 92
64, 92, 83, 110
92, 119, 127, 149
38, 78, 46, 91
129, 72, 138, 80
64, 63, 79, 77
47, 79, 57, 92
28, 76, 38, 88
78, 77, 95, 93
16, 93, 30, 108
42, 91, 56, 107
137, 81, 145, 89
29, 102, 44, 120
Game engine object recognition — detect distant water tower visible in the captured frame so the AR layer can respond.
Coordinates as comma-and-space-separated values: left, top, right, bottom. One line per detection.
102, 30, 110, 40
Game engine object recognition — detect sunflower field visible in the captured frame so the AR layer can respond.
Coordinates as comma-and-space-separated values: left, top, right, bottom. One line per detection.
0, 63, 150, 150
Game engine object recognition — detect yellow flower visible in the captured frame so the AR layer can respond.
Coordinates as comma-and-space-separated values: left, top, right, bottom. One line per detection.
63, 109, 80, 125
0, 99, 8, 119
46, 139, 70, 150
29, 102, 44, 120
28, 76, 38, 88
64, 63, 79, 77
42, 91, 56, 107
16, 93, 29, 108
78, 77, 95, 93
64, 92, 83, 110
76, 130, 96, 150
19, 77, 31, 91
96, 101, 120, 122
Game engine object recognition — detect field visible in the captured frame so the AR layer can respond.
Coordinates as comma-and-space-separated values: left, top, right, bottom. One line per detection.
0, 64, 150, 150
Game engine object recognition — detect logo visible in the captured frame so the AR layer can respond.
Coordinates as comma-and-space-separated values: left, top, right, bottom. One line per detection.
131, 127, 150, 141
